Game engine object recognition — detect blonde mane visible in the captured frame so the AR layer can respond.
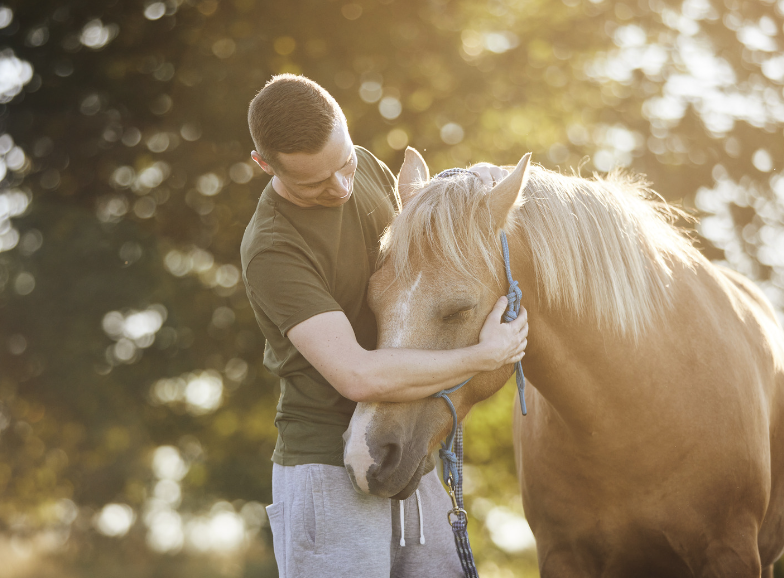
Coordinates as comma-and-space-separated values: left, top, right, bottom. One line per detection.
379, 165, 701, 339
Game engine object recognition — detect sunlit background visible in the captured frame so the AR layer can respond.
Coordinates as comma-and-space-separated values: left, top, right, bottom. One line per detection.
1, 0, 783, 576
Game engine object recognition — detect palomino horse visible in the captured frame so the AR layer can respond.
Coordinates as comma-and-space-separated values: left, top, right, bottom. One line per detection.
343, 148, 784, 577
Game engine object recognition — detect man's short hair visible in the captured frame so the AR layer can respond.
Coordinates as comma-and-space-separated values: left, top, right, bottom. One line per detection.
248, 74, 345, 170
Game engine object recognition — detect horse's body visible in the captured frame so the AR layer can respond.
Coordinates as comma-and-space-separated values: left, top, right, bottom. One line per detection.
514, 259, 784, 577
343, 149, 784, 577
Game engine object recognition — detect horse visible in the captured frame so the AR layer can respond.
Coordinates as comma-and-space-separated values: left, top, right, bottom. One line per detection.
342, 148, 784, 577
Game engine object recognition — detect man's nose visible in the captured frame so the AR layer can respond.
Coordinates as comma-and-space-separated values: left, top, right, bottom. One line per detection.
329, 174, 350, 197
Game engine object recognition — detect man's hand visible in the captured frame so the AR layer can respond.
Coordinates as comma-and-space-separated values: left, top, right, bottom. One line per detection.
468, 162, 509, 188
476, 296, 528, 371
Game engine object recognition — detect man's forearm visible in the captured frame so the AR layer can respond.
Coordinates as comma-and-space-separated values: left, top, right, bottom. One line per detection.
286, 305, 526, 404
348, 344, 496, 403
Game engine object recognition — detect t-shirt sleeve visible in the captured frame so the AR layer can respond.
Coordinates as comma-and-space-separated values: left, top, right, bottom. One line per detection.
244, 248, 343, 337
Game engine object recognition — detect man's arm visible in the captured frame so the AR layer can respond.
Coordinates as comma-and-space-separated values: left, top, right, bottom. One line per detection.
287, 296, 528, 403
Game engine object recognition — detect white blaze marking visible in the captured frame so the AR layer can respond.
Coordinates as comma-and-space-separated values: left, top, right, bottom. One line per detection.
387, 272, 422, 348
344, 402, 378, 493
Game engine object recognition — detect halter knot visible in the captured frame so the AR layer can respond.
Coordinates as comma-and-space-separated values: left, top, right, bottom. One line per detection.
504, 280, 522, 322
439, 444, 459, 486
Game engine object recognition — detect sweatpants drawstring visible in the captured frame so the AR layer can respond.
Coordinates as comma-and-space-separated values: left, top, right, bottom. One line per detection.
398, 489, 425, 547
399, 499, 406, 546
415, 489, 425, 545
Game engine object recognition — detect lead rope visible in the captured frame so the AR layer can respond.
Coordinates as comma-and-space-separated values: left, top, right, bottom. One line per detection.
500, 230, 527, 416
431, 228, 527, 578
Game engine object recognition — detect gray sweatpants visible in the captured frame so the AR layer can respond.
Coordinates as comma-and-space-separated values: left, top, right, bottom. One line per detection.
267, 463, 464, 577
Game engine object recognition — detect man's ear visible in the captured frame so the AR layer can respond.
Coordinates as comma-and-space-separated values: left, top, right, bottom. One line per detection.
251, 151, 274, 176
489, 153, 531, 230
397, 147, 429, 208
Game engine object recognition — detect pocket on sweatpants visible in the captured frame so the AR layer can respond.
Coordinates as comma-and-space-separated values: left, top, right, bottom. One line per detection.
266, 502, 287, 578
293, 465, 325, 553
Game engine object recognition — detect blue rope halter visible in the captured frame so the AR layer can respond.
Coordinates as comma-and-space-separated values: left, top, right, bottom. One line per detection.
431, 229, 527, 485
429, 168, 528, 578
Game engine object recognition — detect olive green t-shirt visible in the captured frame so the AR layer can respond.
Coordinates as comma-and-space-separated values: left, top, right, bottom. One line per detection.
240, 146, 399, 466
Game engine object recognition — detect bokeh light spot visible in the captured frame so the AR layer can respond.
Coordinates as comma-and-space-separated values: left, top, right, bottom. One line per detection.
19, 229, 43, 255
40, 169, 60, 190
224, 358, 249, 383
229, 162, 253, 184
215, 264, 239, 288
26, 27, 49, 47
6, 146, 26, 171
485, 507, 535, 553
359, 80, 383, 103
180, 123, 202, 142
752, 149, 773, 172
80, 94, 101, 116
197, 0, 218, 16
334, 70, 355, 89
387, 128, 409, 150
122, 128, 142, 147
211, 306, 235, 329
461, 30, 483, 57
197, 173, 223, 196
150, 94, 172, 115
212, 38, 236, 59
0, 52, 33, 103
154, 479, 182, 506
440, 123, 465, 145
0, 7, 12, 29
14, 271, 35, 295
144, 2, 166, 20
112, 166, 135, 188
146, 508, 183, 553
7, 333, 26, 355
119, 241, 143, 265
80, 19, 118, 50
146, 133, 170, 153
273, 36, 296, 56
152, 446, 188, 481
184, 371, 224, 414
341, 4, 363, 20
483, 31, 518, 54
95, 504, 136, 537
379, 96, 402, 120
134, 196, 156, 219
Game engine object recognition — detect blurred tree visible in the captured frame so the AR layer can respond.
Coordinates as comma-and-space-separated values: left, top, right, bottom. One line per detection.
0, 0, 782, 577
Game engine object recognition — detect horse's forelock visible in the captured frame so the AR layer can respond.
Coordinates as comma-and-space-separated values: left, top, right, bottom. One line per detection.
379, 174, 504, 290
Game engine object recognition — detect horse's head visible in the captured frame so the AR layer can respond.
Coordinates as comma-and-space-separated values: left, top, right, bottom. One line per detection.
343, 148, 532, 498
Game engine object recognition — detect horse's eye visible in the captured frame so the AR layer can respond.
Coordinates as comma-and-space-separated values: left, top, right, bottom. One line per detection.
442, 306, 476, 322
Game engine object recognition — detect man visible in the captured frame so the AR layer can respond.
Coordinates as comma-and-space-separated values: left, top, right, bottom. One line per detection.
241, 74, 528, 577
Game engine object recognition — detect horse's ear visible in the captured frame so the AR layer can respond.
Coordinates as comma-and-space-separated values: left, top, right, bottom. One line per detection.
490, 153, 531, 229
397, 147, 430, 208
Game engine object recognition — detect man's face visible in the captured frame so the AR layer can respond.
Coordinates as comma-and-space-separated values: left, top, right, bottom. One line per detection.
257, 122, 358, 208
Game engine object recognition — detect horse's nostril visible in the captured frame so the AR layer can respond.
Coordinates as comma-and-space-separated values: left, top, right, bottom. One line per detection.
369, 442, 403, 483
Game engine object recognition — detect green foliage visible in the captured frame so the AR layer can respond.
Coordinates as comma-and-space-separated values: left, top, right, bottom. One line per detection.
0, 0, 782, 575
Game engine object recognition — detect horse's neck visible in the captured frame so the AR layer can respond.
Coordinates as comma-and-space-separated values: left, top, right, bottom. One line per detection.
521, 303, 615, 432
510, 235, 668, 433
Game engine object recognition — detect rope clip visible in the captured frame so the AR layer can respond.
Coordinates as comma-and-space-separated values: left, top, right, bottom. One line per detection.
446, 476, 468, 527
